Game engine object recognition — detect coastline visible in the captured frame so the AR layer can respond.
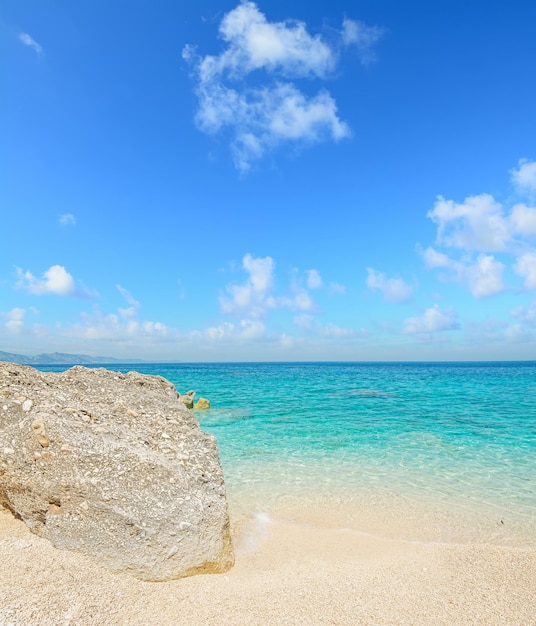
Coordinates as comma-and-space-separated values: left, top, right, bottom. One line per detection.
2, 493, 535, 625
2, 361, 534, 623
225, 481, 536, 550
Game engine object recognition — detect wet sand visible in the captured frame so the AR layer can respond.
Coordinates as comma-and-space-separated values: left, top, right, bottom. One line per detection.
1, 499, 535, 626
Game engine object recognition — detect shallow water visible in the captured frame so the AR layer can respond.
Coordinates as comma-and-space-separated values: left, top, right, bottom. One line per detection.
39, 361, 536, 545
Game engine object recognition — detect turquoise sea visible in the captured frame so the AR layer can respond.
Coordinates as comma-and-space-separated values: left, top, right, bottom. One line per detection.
40, 361, 536, 546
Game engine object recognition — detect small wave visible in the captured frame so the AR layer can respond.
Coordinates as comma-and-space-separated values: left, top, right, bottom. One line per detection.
235, 512, 271, 554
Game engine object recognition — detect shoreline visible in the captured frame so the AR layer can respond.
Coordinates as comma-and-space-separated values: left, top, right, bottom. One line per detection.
225, 482, 536, 551
2, 493, 535, 625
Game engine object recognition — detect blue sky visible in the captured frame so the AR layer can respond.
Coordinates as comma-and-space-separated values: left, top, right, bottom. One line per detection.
1, 0, 536, 361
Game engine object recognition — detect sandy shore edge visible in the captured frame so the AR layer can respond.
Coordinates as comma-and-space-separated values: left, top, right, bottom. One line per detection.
1, 504, 535, 626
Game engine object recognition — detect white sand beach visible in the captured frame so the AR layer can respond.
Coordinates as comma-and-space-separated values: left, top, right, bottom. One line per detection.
1, 499, 535, 626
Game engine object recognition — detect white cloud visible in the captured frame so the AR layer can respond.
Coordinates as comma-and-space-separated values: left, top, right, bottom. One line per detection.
58, 213, 76, 226
466, 254, 504, 297
266, 87, 347, 141
72, 307, 169, 342
184, 2, 381, 171
328, 282, 346, 295
16, 265, 77, 296
366, 268, 413, 302
341, 18, 384, 64
220, 253, 275, 317
514, 252, 536, 288
505, 302, 536, 342
511, 302, 536, 326
19, 32, 42, 55
403, 304, 459, 335
510, 204, 536, 238
422, 164, 536, 297
196, 80, 349, 172
241, 253, 273, 292
421, 247, 504, 297
207, 1, 336, 79
511, 159, 536, 196
320, 322, 355, 338
421, 246, 459, 271
427, 181, 536, 254
274, 289, 314, 311
140, 321, 168, 335
116, 284, 141, 308
0, 302, 169, 352
220, 253, 317, 317
427, 193, 510, 252
197, 319, 266, 341
293, 313, 354, 338
279, 333, 295, 349
3, 308, 26, 335
118, 307, 138, 320
306, 269, 322, 289
422, 247, 451, 268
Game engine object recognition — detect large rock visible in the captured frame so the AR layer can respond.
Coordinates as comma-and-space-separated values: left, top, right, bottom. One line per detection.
0, 362, 234, 581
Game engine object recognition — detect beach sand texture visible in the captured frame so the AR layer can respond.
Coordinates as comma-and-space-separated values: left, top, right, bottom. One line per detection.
1, 503, 535, 626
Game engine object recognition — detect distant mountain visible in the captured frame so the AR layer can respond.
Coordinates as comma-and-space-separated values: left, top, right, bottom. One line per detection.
0, 351, 142, 365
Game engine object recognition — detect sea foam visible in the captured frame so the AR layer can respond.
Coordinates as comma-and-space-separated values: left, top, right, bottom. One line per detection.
235, 512, 271, 554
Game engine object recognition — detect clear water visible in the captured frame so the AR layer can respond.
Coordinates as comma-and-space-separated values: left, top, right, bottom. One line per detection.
39, 361, 536, 544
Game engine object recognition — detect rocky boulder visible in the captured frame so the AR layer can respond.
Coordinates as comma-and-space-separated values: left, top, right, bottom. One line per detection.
0, 362, 234, 581
178, 390, 196, 409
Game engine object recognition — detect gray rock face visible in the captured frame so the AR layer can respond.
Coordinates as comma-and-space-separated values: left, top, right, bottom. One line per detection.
0, 362, 234, 581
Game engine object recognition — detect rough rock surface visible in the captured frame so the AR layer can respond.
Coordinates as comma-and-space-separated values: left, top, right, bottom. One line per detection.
0, 362, 234, 581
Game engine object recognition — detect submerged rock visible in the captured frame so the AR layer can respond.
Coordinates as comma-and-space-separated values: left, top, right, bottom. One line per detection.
0, 362, 233, 581
195, 398, 211, 410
